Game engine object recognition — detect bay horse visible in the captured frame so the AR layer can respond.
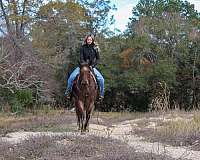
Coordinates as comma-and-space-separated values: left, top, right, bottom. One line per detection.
72, 63, 98, 132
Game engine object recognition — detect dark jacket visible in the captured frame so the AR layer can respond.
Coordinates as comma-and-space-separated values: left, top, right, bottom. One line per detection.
80, 44, 100, 67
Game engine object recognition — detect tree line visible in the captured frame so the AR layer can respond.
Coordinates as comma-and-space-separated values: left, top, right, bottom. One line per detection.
0, 0, 199, 112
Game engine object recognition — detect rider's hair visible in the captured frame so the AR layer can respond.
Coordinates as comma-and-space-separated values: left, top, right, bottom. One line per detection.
84, 34, 95, 45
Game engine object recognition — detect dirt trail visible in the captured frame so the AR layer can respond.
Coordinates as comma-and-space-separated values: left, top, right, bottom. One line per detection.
1, 116, 200, 160
1, 132, 74, 144
88, 118, 200, 160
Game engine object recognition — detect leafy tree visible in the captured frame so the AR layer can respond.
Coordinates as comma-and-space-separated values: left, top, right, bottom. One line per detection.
79, 0, 116, 34
0, 0, 44, 37
31, 0, 116, 104
125, 0, 200, 109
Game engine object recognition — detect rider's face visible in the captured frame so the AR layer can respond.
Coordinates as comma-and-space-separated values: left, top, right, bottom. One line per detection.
86, 36, 93, 45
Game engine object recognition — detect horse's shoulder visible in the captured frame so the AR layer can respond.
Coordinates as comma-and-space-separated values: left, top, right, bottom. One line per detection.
74, 74, 80, 85
90, 71, 97, 83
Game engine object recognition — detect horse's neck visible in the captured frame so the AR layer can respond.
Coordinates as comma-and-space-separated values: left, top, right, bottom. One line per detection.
80, 71, 97, 88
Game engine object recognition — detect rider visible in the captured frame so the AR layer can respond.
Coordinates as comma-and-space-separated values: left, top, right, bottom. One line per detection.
65, 34, 104, 100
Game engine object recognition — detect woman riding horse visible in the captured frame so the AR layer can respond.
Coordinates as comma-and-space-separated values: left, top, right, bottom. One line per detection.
65, 34, 104, 100
64, 34, 104, 132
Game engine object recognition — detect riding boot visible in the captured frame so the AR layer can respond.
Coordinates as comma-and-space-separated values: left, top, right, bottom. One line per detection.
98, 95, 104, 102
64, 89, 71, 100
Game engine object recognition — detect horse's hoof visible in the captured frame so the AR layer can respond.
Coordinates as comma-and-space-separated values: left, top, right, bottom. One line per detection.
86, 129, 89, 132
81, 131, 86, 135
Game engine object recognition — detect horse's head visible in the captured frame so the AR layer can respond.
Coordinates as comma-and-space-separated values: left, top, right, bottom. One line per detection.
79, 63, 92, 86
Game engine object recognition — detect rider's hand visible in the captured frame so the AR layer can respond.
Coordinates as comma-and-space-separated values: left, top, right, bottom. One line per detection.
89, 66, 93, 70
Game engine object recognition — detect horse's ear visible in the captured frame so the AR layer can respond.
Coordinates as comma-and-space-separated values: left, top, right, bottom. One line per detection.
78, 61, 87, 67
80, 62, 88, 66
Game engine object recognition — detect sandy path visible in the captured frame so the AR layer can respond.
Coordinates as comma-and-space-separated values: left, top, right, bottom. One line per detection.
88, 120, 200, 160
0, 132, 78, 144
1, 117, 200, 160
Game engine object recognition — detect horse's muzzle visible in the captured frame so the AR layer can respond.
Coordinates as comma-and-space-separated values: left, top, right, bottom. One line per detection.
81, 80, 89, 86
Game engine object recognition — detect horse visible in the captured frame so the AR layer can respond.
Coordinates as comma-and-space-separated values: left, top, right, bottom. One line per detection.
71, 63, 98, 132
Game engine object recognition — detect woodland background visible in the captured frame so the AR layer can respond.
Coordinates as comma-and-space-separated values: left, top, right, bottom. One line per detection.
0, 0, 199, 112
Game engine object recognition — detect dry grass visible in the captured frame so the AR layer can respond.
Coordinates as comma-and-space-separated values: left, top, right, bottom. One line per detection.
156, 112, 200, 150
0, 109, 77, 135
0, 134, 174, 160
0, 109, 179, 159
96, 111, 166, 126
0, 108, 199, 159
161, 114, 200, 136
133, 110, 200, 151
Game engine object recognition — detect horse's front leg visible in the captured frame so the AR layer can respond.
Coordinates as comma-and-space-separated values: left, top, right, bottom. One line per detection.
84, 111, 90, 132
80, 111, 85, 132
84, 103, 94, 132
75, 100, 84, 132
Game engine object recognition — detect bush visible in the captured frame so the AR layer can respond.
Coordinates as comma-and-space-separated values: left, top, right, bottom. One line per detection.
0, 89, 33, 113
10, 98, 23, 113
15, 89, 33, 107
13, 90, 33, 112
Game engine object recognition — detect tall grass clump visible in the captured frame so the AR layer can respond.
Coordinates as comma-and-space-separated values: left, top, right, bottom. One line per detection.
161, 119, 199, 137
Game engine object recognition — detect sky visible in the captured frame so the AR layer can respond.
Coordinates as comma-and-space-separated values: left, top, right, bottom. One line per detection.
110, 0, 200, 33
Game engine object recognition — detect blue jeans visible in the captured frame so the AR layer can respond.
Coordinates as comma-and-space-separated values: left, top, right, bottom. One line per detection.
65, 67, 104, 97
